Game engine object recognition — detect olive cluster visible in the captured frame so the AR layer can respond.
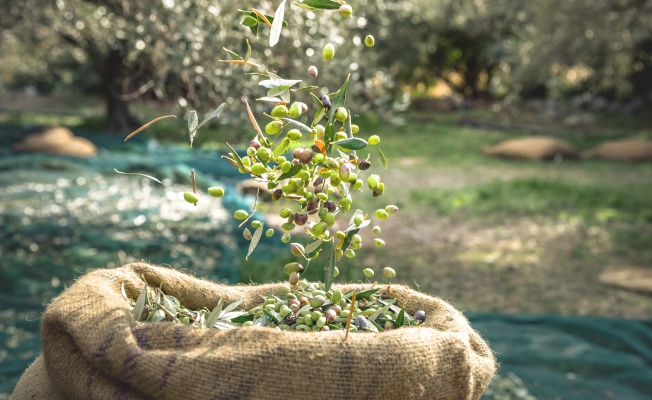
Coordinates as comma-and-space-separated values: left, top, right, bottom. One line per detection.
130, 282, 426, 333
240, 282, 424, 332
225, 85, 399, 284
179, 2, 390, 288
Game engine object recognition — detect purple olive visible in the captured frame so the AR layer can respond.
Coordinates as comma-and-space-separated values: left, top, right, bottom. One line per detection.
294, 213, 308, 226
320, 95, 331, 110
299, 149, 313, 164
324, 200, 337, 213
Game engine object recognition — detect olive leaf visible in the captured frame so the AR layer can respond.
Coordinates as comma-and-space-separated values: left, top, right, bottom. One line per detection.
324, 240, 336, 292
395, 307, 405, 328
348, 209, 364, 225
273, 140, 291, 158
338, 181, 349, 199
304, 239, 323, 255
222, 299, 244, 316
256, 96, 282, 103
196, 103, 227, 131
328, 74, 350, 123
312, 106, 326, 127
230, 313, 254, 324
246, 225, 264, 260
242, 15, 258, 27
379, 148, 388, 169
225, 143, 247, 171
345, 220, 369, 232
206, 299, 246, 329
344, 107, 353, 138
255, 315, 271, 327
114, 169, 163, 185
244, 39, 252, 63
346, 288, 380, 300
262, 309, 283, 323
369, 299, 395, 321
206, 299, 224, 328
368, 318, 384, 332
187, 110, 198, 148
259, 78, 302, 89
333, 137, 368, 150
267, 85, 291, 98
222, 47, 243, 61
269, 0, 286, 47
277, 163, 303, 180
281, 118, 312, 132
280, 89, 291, 103
239, 9, 288, 37
291, 85, 319, 92
133, 283, 148, 322
292, 0, 341, 10
120, 282, 129, 301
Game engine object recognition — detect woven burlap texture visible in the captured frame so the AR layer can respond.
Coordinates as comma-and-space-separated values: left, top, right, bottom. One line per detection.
13, 262, 495, 400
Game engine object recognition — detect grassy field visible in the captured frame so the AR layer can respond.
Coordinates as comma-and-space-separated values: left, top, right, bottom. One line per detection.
242, 109, 652, 319
2, 99, 652, 319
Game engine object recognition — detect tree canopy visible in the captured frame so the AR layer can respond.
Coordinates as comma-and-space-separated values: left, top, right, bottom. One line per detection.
1, 0, 650, 130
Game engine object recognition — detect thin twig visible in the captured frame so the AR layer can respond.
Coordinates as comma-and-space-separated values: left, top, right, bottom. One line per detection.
344, 291, 356, 341
238, 188, 260, 228
190, 169, 197, 206
242, 97, 266, 141
251, 9, 272, 26
123, 115, 177, 142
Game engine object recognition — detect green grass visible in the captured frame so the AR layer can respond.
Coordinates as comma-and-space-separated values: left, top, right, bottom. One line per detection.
411, 178, 652, 222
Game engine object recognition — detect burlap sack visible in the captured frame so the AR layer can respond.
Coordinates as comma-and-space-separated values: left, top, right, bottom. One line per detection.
483, 136, 579, 160
13, 262, 495, 400
13, 126, 98, 158
581, 139, 652, 161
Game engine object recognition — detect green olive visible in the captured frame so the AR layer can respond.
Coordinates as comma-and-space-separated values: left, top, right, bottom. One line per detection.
234, 209, 249, 220
183, 192, 199, 204
271, 104, 289, 118
207, 187, 225, 198
382, 267, 396, 279
322, 43, 335, 61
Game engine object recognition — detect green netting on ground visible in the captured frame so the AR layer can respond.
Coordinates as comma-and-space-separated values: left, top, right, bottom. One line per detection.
1, 127, 651, 399
0, 126, 283, 397
468, 313, 652, 399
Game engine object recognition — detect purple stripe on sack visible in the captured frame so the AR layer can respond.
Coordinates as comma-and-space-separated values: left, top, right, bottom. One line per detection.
113, 348, 145, 399
159, 355, 177, 392
87, 366, 96, 400
174, 325, 184, 349
134, 327, 152, 350
112, 386, 128, 400
92, 334, 115, 365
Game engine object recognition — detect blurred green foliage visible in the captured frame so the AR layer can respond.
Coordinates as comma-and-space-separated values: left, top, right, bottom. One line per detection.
1, 0, 650, 131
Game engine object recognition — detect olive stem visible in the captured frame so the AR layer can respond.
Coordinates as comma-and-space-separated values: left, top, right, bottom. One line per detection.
238, 188, 260, 228
344, 291, 356, 341
242, 97, 267, 142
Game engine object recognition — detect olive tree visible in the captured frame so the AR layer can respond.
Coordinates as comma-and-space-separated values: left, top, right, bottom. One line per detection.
0, 0, 396, 132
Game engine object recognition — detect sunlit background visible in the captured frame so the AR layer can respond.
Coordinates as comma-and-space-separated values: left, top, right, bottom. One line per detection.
1, 1, 652, 398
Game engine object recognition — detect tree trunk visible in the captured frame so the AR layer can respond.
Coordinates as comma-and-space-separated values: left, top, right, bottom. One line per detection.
105, 92, 141, 133
95, 47, 141, 133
